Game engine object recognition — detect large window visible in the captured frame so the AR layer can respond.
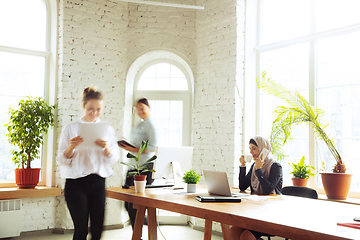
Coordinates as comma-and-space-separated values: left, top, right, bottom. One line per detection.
134, 62, 191, 147
133, 60, 192, 224
0, 0, 54, 187
256, 0, 360, 193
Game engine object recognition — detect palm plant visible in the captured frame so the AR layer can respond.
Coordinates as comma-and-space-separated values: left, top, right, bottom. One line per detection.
257, 72, 346, 173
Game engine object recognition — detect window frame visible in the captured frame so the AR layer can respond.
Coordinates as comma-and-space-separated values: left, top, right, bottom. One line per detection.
131, 57, 193, 224
250, 0, 360, 197
0, 0, 57, 188
133, 59, 192, 146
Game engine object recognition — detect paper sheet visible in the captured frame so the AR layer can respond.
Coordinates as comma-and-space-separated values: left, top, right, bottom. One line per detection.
79, 121, 108, 148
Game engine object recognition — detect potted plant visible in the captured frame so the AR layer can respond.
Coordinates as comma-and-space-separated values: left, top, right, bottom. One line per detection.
289, 156, 315, 187
257, 72, 352, 199
5, 96, 56, 189
120, 140, 157, 193
182, 169, 201, 193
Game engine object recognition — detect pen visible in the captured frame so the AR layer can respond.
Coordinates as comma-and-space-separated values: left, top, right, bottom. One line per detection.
269, 196, 282, 199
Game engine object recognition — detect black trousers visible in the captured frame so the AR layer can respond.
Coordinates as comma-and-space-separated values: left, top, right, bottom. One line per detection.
124, 163, 154, 229
65, 174, 106, 240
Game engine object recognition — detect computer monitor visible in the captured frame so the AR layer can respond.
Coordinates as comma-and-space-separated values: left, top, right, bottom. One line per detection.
153, 146, 193, 185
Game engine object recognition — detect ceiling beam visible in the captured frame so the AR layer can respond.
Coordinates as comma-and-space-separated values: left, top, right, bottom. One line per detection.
118, 0, 204, 10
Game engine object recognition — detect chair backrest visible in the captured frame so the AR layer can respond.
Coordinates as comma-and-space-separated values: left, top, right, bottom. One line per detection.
281, 186, 318, 199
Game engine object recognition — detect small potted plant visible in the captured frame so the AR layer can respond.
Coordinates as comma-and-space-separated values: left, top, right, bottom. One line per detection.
289, 156, 315, 187
183, 169, 201, 193
5, 96, 56, 188
120, 140, 157, 193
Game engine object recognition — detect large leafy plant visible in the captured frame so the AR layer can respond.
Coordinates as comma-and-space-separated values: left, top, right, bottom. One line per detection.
257, 72, 346, 173
289, 156, 316, 179
120, 140, 157, 177
5, 96, 56, 169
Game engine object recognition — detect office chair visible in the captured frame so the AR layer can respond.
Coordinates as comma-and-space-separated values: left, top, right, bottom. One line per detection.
260, 187, 318, 240
281, 186, 318, 199
280, 186, 318, 240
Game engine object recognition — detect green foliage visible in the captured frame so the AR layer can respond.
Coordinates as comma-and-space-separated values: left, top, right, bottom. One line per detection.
5, 96, 56, 169
289, 156, 316, 179
257, 72, 346, 173
182, 169, 201, 184
120, 139, 157, 177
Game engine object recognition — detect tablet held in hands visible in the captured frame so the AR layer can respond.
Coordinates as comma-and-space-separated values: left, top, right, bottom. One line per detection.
117, 140, 136, 148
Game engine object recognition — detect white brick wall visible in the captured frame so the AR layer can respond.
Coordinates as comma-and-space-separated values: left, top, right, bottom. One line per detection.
21, 197, 58, 231
126, 0, 197, 69
18, 0, 246, 234
193, 0, 244, 185
192, 0, 245, 231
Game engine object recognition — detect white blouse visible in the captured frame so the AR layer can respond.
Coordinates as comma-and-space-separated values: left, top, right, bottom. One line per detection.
56, 118, 120, 179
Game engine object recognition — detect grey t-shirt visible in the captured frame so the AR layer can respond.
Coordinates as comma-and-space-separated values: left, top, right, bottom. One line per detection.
130, 117, 157, 165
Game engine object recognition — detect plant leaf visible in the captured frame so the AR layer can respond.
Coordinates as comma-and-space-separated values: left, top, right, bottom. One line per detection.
120, 162, 137, 169
127, 152, 137, 159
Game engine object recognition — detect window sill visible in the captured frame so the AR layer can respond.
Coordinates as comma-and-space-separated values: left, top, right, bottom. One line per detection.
0, 186, 61, 200
318, 194, 360, 205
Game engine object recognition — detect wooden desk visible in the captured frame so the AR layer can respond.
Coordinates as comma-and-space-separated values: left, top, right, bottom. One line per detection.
106, 186, 360, 240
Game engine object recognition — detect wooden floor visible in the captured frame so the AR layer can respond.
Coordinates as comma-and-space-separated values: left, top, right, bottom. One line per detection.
12, 224, 284, 240
11, 224, 226, 240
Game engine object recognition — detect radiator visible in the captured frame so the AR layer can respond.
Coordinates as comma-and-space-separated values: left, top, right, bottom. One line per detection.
0, 199, 23, 238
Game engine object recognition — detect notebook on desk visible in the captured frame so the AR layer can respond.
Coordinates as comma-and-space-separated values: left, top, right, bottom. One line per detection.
195, 196, 242, 202
195, 170, 249, 202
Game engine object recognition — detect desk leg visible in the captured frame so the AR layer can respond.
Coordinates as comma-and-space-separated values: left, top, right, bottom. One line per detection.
132, 205, 146, 240
204, 220, 212, 240
147, 207, 157, 240
221, 223, 231, 240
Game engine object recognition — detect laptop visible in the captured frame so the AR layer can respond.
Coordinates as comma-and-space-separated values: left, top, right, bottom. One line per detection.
202, 170, 249, 197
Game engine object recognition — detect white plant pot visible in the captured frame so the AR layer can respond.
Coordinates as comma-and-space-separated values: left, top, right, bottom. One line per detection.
134, 180, 146, 193
187, 183, 197, 193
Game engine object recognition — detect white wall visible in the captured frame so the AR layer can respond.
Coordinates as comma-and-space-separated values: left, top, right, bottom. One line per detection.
192, 0, 245, 231
19, 0, 246, 233
193, 0, 244, 184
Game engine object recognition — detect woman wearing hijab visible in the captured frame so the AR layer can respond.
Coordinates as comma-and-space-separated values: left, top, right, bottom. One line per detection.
230, 135, 283, 240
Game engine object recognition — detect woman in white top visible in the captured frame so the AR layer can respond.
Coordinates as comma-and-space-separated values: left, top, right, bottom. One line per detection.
57, 87, 120, 240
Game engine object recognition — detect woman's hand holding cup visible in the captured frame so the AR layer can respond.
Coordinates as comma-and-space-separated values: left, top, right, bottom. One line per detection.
240, 155, 253, 167
239, 155, 246, 167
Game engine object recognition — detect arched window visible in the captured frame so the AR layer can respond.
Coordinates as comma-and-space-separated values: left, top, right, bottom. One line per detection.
134, 60, 192, 147
0, 0, 56, 187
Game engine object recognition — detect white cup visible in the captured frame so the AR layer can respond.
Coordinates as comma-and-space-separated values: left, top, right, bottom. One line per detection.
134, 181, 146, 193
244, 154, 253, 163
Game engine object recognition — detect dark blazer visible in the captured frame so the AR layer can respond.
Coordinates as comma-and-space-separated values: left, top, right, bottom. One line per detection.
239, 162, 283, 195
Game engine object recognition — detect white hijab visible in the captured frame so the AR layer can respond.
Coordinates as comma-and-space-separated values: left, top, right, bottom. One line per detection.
250, 136, 276, 195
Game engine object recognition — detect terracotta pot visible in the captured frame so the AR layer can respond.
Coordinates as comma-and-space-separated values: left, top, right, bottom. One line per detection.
291, 177, 309, 187
15, 168, 41, 189
320, 172, 353, 200
134, 175, 147, 181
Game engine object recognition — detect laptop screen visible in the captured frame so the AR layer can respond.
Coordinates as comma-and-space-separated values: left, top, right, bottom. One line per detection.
203, 170, 232, 196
